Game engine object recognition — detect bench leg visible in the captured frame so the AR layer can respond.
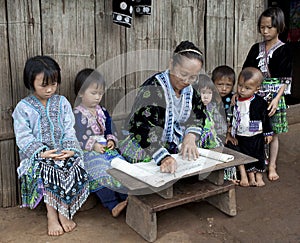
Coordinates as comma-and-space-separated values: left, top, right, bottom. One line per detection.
206, 188, 237, 216
199, 170, 224, 185
126, 195, 157, 242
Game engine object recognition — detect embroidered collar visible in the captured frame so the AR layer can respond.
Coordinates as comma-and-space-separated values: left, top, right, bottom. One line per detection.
75, 104, 106, 134
257, 41, 284, 77
155, 70, 193, 143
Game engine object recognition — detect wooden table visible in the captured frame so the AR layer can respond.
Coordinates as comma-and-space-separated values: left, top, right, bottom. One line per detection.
108, 147, 257, 242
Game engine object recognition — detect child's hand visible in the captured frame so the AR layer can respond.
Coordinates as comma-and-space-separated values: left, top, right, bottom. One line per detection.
231, 93, 238, 106
40, 149, 74, 160
225, 133, 238, 146
93, 143, 106, 154
265, 135, 273, 144
267, 98, 279, 117
55, 150, 75, 160
106, 140, 115, 150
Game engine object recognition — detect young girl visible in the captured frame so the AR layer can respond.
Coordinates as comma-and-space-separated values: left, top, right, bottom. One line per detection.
73, 68, 127, 217
243, 7, 292, 181
196, 74, 226, 149
230, 67, 273, 186
12, 56, 89, 236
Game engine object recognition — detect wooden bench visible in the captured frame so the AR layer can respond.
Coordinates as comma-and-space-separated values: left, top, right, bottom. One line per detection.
108, 147, 256, 242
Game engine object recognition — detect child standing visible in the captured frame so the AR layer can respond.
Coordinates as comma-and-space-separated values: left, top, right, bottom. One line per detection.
196, 74, 226, 149
73, 68, 127, 217
12, 56, 89, 236
230, 67, 273, 186
211, 65, 239, 182
243, 7, 292, 181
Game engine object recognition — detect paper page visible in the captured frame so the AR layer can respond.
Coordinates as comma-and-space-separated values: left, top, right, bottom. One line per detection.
111, 152, 231, 188
197, 148, 234, 162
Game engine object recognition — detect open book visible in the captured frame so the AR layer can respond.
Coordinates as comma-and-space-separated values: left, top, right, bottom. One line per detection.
111, 148, 234, 188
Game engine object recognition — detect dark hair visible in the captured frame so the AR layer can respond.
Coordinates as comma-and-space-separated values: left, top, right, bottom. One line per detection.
74, 68, 105, 96
196, 74, 219, 101
23, 55, 61, 90
172, 40, 204, 66
211, 65, 235, 86
257, 7, 285, 34
239, 67, 263, 86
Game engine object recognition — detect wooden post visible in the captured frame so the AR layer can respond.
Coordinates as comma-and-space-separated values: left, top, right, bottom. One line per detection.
126, 195, 157, 242
206, 187, 237, 216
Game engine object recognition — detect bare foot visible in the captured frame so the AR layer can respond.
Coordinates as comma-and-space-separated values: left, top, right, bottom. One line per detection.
238, 165, 249, 187
58, 213, 76, 233
255, 173, 265, 187
268, 166, 279, 181
112, 200, 128, 218
46, 205, 64, 236
239, 178, 250, 187
248, 172, 257, 186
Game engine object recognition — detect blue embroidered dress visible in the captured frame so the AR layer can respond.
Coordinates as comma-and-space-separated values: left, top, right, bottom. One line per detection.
74, 105, 124, 192
12, 95, 89, 219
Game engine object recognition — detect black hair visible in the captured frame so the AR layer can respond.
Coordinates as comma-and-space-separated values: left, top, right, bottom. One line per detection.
258, 7, 285, 34
23, 55, 61, 90
74, 68, 105, 96
211, 65, 235, 86
172, 40, 204, 67
239, 67, 263, 86
196, 74, 219, 102
197, 74, 216, 91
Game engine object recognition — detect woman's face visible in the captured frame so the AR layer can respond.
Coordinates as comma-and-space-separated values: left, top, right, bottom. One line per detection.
169, 57, 202, 94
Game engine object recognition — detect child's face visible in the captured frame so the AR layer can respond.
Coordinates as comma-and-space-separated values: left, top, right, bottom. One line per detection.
259, 16, 279, 42
200, 87, 213, 106
237, 77, 259, 99
214, 77, 234, 97
80, 82, 104, 109
33, 72, 58, 104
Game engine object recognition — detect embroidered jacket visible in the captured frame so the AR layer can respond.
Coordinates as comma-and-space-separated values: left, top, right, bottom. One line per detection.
74, 105, 118, 151
124, 70, 206, 164
231, 94, 273, 137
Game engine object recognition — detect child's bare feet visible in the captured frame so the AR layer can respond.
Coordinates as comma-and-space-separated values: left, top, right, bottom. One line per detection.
112, 199, 128, 218
238, 165, 249, 187
268, 165, 279, 181
58, 213, 76, 233
255, 172, 265, 187
46, 204, 64, 236
239, 178, 250, 187
248, 172, 257, 186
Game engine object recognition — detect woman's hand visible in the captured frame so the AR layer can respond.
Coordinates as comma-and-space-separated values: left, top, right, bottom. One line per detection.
180, 133, 199, 160
106, 140, 115, 150
160, 156, 177, 173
